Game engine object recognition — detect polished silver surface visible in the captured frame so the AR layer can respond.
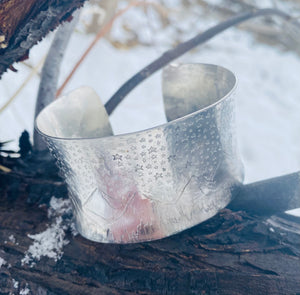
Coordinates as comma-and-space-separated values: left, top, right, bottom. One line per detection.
36, 63, 244, 243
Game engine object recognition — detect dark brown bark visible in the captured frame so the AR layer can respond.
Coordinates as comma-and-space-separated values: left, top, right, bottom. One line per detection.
0, 0, 85, 77
0, 153, 299, 295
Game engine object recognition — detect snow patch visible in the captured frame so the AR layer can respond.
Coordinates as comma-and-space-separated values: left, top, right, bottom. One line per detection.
9, 234, 16, 243
286, 208, 300, 217
21, 216, 69, 265
0, 257, 7, 268
48, 196, 72, 218
22, 197, 74, 266
19, 284, 30, 295
8, 234, 19, 245
13, 279, 19, 289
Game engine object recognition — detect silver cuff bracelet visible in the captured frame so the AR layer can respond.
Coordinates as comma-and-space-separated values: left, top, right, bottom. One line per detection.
35, 63, 244, 243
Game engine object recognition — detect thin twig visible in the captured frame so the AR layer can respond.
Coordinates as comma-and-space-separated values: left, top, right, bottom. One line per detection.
0, 57, 45, 115
56, 1, 167, 97
105, 8, 296, 115
0, 164, 12, 173
56, 1, 141, 97
33, 12, 80, 151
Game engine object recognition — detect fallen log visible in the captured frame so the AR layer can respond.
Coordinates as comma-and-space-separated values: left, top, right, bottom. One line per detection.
0, 152, 299, 294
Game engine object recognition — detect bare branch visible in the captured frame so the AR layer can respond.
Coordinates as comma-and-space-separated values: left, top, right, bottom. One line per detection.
105, 8, 298, 115
33, 12, 80, 151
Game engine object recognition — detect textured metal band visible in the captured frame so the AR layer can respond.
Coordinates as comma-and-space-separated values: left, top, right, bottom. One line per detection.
36, 63, 244, 243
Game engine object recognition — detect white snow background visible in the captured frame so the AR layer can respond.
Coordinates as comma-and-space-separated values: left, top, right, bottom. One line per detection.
0, 1, 299, 211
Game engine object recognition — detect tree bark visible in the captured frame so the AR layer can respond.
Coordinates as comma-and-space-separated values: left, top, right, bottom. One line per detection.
0, 0, 86, 77
0, 154, 299, 295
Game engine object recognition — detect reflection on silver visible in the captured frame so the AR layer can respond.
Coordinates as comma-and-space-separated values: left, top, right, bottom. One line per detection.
35, 63, 244, 243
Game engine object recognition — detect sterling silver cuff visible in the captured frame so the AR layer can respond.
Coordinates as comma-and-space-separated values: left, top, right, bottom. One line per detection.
35, 63, 244, 243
